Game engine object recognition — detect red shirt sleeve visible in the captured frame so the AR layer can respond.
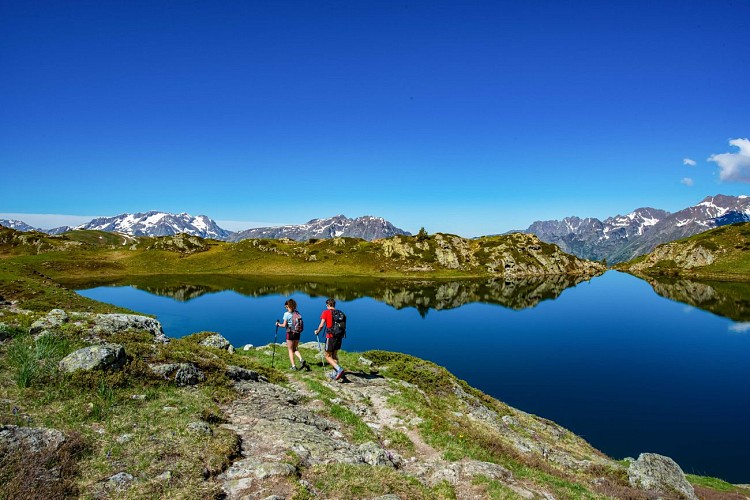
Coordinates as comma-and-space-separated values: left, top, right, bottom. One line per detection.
320, 309, 333, 337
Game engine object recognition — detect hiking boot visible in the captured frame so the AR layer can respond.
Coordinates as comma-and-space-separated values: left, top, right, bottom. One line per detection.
327, 370, 337, 379
334, 367, 345, 380
289, 365, 298, 371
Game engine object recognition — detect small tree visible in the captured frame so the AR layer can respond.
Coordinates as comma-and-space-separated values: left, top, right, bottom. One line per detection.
417, 227, 429, 241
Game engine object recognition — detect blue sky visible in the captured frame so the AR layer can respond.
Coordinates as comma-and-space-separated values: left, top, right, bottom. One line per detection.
2, 0, 749, 236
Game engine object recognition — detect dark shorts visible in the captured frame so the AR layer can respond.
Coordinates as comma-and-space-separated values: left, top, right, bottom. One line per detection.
286, 330, 300, 341
325, 336, 342, 353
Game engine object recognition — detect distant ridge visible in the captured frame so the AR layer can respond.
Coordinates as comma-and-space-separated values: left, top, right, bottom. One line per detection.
519, 194, 750, 263
0, 212, 410, 242
76, 211, 232, 240
228, 214, 411, 242
0, 219, 39, 232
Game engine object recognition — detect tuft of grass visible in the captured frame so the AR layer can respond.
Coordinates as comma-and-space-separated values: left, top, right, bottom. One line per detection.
7, 333, 70, 388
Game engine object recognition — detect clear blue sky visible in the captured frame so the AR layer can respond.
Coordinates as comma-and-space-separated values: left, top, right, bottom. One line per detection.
2, 0, 749, 236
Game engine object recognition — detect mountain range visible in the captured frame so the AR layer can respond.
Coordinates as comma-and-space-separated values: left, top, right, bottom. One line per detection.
3, 194, 748, 261
0, 212, 409, 242
227, 214, 409, 241
518, 194, 750, 263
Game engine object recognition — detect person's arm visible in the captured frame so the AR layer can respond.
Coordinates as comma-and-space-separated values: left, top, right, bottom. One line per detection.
276, 312, 290, 328
314, 318, 326, 335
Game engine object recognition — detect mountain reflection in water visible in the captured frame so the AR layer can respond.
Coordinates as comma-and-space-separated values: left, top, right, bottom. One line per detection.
66, 274, 593, 314
642, 276, 750, 322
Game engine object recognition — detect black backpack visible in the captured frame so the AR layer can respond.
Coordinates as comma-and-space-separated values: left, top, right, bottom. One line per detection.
290, 310, 303, 335
330, 309, 346, 338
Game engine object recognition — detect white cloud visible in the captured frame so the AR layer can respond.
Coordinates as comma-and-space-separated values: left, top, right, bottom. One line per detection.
683, 158, 697, 166
729, 322, 750, 334
680, 177, 694, 186
708, 138, 750, 183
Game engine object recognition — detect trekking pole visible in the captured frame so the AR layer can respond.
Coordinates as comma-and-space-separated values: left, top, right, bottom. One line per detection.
272, 321, 279, 368
315, 332, 324, 370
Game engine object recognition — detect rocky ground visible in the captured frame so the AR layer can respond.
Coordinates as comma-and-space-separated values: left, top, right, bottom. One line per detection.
3, 309, 748, 499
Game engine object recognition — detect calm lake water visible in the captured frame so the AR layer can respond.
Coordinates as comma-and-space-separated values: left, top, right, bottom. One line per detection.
76, 271, 750, 483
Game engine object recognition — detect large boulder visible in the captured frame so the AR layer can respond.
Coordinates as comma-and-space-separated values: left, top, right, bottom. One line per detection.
58, 344, 127, 373
628, 453, 698, 500
92, 314, 169, 343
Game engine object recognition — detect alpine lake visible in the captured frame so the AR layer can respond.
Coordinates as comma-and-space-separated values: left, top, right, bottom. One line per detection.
72, 270, 750, 484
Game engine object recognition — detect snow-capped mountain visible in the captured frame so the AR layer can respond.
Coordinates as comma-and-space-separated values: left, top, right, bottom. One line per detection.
228, 215, 411, 242
77, 211, 232, 239
0, 219, 40, 232
521, 195, 750, 263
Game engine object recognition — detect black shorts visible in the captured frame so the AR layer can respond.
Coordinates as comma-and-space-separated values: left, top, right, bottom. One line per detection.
286, 330, 300, 341
325, 336, 342, 353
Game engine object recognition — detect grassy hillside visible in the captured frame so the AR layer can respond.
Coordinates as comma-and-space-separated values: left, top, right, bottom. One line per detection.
0, 227, 603, 311
617, 222, 750, 280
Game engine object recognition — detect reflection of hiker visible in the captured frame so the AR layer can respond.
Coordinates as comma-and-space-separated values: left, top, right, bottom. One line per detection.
314, 297, 346, 380
275, 298, 309, 371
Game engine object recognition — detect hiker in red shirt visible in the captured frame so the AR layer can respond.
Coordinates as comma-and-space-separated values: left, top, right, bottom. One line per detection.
314, 297, 345, 380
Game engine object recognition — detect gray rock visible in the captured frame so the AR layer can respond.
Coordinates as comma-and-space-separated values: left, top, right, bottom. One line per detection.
200, 333, 232, 350
358, 441, 397, 467
92, 313, 169, 343
116, 433, 134, 444
58, 343, 126, 373
149, 363, 205, 386
186, 421, 213, 435
29, 309, 69, 336
226, 365, 266, 382
104, 471, 135, 491
628, 453, 698, 500
155, 470, 172, 482
358, 356, 374, 366
0, 425, 66, 453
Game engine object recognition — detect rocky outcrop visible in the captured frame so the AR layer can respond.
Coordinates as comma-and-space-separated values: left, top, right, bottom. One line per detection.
375, 232, 605, 277
628, 453, 698, 500
28, 310, 168, 343
58, 344, 126, 373
628, 240, 719, 273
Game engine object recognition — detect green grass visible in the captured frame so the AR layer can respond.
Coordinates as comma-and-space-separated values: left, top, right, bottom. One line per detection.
305, 463, 456, 500
686, 474, 750, 494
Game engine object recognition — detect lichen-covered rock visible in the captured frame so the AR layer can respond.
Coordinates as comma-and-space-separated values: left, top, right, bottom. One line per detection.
186, 421, 212, 435
149, 363, 205, 386
29, 309, 69, 336
0, 425, 66, 453
92, 313, 169, 343
102, 471, 135, 492
628, 453, 698, 500
58, 344, 126, 373
200, 333, 233, 351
